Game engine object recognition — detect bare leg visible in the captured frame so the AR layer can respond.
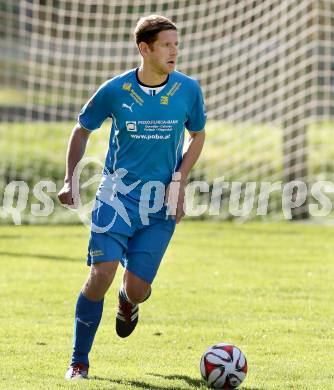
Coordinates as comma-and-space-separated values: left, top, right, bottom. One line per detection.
122, 269, 151, 304
82, 261, 119, 301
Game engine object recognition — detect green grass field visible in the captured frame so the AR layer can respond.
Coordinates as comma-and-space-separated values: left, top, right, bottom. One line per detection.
1, 221, 334, 389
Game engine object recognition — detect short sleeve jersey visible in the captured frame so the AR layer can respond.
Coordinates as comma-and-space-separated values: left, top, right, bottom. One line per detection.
78, 68, 206, 194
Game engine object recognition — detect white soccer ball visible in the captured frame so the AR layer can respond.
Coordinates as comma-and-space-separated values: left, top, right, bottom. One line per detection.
200, 343, 247, 389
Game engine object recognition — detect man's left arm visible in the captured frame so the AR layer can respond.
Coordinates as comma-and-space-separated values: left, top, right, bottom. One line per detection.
166, 130, 205, 223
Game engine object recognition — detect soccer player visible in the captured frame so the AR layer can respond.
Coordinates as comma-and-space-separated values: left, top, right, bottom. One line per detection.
58, 15, 206, 380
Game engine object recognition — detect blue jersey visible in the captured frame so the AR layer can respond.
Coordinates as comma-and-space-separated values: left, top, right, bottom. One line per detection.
78, 68, 206, 199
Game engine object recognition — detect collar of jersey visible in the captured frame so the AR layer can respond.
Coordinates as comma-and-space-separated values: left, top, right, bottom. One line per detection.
135, 68, 169, 88
131, 68, 174, 99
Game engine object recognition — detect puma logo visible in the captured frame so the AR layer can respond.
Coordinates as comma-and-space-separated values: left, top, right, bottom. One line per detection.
122, 102, 134, 112
77, 318, 93, 328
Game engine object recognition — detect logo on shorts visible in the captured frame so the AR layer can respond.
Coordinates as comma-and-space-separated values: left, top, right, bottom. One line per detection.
126, 121, 137, 132
90, 250, 104, 257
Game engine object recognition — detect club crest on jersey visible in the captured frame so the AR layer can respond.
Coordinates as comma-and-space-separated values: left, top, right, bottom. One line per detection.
122, 83, 132, 91
126, 121, 137, 132
160, 96, 169, 105
159, 83, 181, 105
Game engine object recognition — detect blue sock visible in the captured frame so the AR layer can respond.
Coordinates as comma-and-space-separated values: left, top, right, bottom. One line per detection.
71, 292, 104, 367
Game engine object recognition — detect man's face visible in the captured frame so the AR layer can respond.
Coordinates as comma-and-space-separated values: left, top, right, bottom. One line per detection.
146, 29, 179, 75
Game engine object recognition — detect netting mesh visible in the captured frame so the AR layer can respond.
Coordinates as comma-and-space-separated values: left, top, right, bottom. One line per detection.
1, 0, 334, 223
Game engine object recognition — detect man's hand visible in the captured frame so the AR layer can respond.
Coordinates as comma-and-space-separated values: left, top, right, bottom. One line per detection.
165, 177, 187, 223
58, 181, 76, 207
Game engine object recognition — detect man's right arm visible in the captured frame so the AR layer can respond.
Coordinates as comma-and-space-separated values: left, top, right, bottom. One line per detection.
58, 123, 91, 206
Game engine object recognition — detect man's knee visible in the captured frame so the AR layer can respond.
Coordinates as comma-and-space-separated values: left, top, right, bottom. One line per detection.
124, 283, 151, 304
90, 262, 118, 287
123, 270, 151, 304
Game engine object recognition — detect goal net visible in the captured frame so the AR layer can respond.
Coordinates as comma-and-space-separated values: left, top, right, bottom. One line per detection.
1, 0, 334, 224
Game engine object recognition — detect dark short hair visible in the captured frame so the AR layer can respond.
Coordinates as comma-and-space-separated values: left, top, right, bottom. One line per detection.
134, 15, 177, 47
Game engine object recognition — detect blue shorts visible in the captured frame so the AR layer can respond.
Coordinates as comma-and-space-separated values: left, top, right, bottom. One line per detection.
87, 194, 176, 284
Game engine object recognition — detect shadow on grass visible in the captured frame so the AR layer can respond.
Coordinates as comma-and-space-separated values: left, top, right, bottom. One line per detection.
90, 377, 185, 389
241, 388, 264, 390
0, 251, 79, 262
149, 373, 203, 388
91, 374, 263, 390
0, 234, 22, 240
90, 375, 199, 390
150, 374, 263, 390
